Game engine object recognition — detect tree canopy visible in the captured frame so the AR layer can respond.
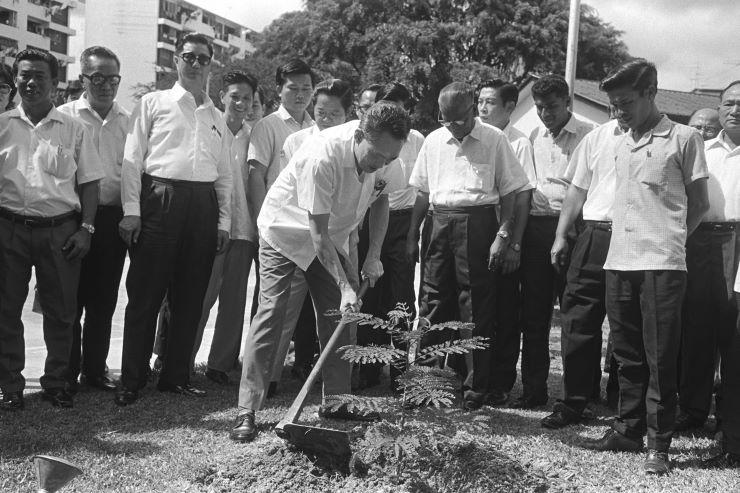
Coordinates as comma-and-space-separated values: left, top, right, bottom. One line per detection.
246, 0, 631, 131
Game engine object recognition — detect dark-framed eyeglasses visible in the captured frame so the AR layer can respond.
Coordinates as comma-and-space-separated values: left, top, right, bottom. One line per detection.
437, 105, 474, 127
178, 52, 212, 66
0, 83, 11, 95
81, 73, 122, 86
690, 124, 720, 136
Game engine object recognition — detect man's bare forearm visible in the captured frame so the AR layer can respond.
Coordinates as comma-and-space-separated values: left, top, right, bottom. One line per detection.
308, 213, 351, 287
408, 191, 430, 241
247, 161, 267, 222
366, 195, 389, 261
555, 184, 588, 240
510, 189, 531, 243
78, 180, 99, 225
685, 178, 709, 236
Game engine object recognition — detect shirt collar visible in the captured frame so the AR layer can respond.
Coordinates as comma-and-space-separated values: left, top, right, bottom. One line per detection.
547, 113, 579, 138
706, 130, 740, 152
12, 103, 64, 126
169, 81, 212, 108
78, 93, 125, 120
445, 118, 482, 144
276, 104, 314, 126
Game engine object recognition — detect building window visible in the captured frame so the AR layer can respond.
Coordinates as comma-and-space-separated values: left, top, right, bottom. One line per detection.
159, 0, 179, 23
48, 28, 67, 54
50, 2, 69, 26
57, 64, 67, 81
158, 25, 178, 45
0, 8, 17, 27
28, 0, 51, 7
27, 18, 46, 36
157, 48, 174, 69
0, 36, 18, 58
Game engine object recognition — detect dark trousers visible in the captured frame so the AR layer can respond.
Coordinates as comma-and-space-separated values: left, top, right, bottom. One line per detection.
720, 294, 740, 455
0, 216, 80, 392
292, 294, 318, 370
69, 206, 127, 380
358, 209, 416, 382
606, 269, 686, 452
418, 206, 498, 401
519, 215, 564, 399
560, 221, 613, 412
680, 227, 738, 421
491, 269, 520, 393
120, 175, 218, 390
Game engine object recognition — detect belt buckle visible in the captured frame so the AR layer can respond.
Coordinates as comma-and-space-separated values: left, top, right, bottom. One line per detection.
22, 217, 37, 227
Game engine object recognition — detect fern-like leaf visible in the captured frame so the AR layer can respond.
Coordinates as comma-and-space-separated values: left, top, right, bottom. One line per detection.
414, 336, 489, 360
427, 320, 476, 332
337, 344, 407, 365
396, 366, 458, 408
324, 394, 385, 413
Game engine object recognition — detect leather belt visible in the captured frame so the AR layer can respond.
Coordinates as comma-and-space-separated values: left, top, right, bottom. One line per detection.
584, 220, 612, 231
432, 204, 496, 214
0, 208, 78, 228
698, 222, 737, 232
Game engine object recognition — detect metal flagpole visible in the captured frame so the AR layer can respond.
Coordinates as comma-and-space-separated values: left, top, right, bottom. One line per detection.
564, 0, 581, 110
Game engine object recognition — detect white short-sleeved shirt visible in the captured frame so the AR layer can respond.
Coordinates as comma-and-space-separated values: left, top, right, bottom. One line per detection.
58, 94, 130, 207
258, 121, 405, 270
409, 119, 529, 207
567, 120, 623, 221
281, 125, 321, 169
387, 129, 425, 210
248, 104, 314, 188
0, 105, 105, 216
604, 116, 709, 272
735, 261, 740, 293
529, 114, 595, 216
703, 131, 740, 222
121, 82, 232, 231
222, 120, 254, 241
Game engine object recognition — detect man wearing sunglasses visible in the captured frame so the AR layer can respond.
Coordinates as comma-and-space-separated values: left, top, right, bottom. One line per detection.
57, 46, 129, 395
688, 108, 722, 141
407, 82, 531, 411
116, 33, 232, 406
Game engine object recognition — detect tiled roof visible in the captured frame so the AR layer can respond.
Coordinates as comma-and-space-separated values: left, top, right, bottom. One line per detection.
573, 79, 719, 118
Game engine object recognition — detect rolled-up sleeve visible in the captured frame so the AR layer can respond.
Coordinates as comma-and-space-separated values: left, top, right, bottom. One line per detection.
121, 98, 151, 216
681, 130, 709, 185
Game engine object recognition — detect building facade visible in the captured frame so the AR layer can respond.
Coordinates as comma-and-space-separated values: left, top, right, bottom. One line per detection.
68, 0, 255, 110
0, 0, 77, 89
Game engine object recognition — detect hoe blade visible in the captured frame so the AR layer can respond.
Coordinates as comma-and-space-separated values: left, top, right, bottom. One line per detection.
276, 423, 351, 459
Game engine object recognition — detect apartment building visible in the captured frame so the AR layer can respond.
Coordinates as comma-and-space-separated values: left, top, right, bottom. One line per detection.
68, 0, 255, 110
0, 0, 77, 89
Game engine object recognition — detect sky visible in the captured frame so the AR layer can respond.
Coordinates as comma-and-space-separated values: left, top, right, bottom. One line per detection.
193, 0, 739, 91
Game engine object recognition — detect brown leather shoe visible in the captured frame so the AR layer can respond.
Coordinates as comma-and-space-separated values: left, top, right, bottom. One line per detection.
644, 450, 670, 475
582, 429, 643, 452
230, 412, 258, 443
0, 391, 24, 411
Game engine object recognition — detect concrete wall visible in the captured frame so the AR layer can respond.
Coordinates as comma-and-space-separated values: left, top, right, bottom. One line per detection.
68, 0, 159, 111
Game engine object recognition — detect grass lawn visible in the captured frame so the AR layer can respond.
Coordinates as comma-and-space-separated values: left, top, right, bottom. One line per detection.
2, 315, 739, 492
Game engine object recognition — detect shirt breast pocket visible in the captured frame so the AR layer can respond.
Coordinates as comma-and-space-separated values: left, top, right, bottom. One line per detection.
41, 144, 77, 180
464, 162, 493, 192
637, 153, 667, 188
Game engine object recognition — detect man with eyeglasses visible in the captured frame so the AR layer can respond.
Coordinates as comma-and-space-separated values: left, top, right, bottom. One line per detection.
515, 75, 594, 410
678, 81, 740, 440
407, 82, 530, 411
688, 108, 722, 141
115, 33, 232, 406
0, 64, 15, 113
0, 48, 104, 411
57, 46, 129, 395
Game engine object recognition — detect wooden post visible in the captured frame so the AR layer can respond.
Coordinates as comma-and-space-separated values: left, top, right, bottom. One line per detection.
564, 0, 581, 110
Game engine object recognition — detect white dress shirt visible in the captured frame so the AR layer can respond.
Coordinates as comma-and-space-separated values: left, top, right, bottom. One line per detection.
222, 119, 254, 241
258, 121, 405, 270
703, 131, 740, 222
281, 125, 321, 169
0, 105, 104, 216
409, 119, 529, 207
121, 82, 232, 231
389, 129, 425, 210
58, 94, 130, 207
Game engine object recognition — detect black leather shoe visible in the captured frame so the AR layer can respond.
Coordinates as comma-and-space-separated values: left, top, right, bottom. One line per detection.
114, 387, 139, 406
703, 451, 740, 468
157, 382, 207, 397
0, 391, 24, 411
541, 403, 582, 429
83, 374, 117, 391
644, 450, 670, 475
485, 389, 509, 406
582, 429, 643, 452
674, 413, 705, 432
318, 404, 380, 422
41, 388, 73, 408
510, 394, 548, 409
230, 412, 258, 442
205, 368, 229, 385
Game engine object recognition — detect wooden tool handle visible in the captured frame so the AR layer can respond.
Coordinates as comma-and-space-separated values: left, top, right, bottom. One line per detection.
277, 279, 370, 428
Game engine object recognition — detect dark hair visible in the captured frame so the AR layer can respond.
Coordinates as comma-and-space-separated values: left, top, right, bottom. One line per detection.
600, 59, 657, 94
80, 45, 120, 72
313, 78, 353, 112
360, 83, 383, 98
222, 70, 257, 94
13, 48, 59, 79
720, 80, 740, 100
275, 58, 312, 88
531, 74, 569, 100
358, 100, 411, 142
375, 82, 413, 110
0, 64, 16, 109
176, 32, 213, 58
477, 79, 519, 105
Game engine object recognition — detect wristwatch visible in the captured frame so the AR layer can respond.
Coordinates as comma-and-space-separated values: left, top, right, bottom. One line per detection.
80, 222, 95, 235
510, 242, 521, 252
496, 229, 510, 241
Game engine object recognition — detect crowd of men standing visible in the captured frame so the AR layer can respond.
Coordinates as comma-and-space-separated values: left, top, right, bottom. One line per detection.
0, 32, 739, 476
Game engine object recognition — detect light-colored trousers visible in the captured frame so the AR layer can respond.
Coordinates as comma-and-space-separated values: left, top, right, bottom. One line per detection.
238, 238, 351, 411
191, 239, 257, 372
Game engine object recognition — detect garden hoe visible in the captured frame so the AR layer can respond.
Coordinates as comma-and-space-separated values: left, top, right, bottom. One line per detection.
275, 280, 370, 460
